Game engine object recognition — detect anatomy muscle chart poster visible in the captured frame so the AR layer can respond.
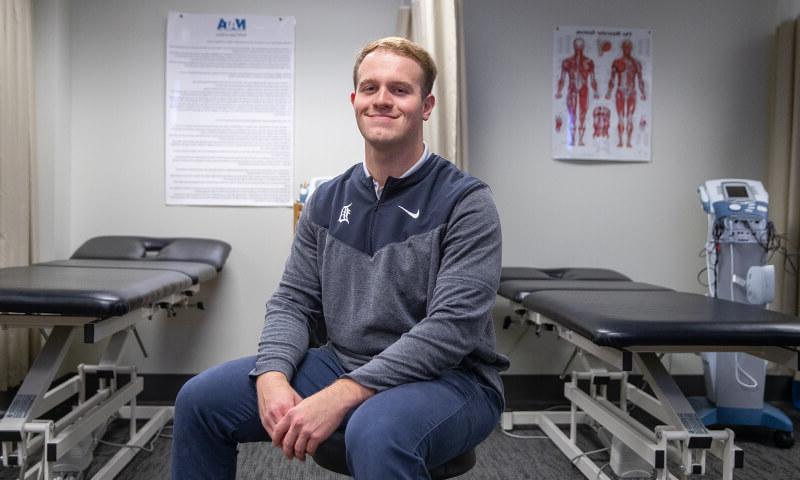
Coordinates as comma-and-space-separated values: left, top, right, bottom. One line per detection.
166, 12, 295, 206
552, 26, 652, 162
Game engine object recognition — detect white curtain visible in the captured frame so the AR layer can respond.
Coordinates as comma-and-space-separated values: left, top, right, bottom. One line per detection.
0, 0, 40, 391
397, 0, 469, 171
766, 19, 800, 318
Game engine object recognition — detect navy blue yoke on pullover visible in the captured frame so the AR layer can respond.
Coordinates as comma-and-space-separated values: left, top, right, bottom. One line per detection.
253, 154, 509, 398
316, 154, 482, 256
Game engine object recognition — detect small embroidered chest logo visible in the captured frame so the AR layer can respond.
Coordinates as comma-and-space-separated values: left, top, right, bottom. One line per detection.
398, 206, 420, 219
338, 203, 352, 224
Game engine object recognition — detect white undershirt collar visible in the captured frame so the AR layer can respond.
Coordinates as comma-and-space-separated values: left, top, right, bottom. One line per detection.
363, 143, 430, 198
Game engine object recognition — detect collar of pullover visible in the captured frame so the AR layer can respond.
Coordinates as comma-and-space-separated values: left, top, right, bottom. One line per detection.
358, 151, 439, 200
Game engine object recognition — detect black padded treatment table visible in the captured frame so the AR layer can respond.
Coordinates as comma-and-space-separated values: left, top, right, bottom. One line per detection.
498, 267, 669, 303
496, 267, 800, 480
496, 267, 670, 332
0, 236, 230, 480
501, 266, 634, 282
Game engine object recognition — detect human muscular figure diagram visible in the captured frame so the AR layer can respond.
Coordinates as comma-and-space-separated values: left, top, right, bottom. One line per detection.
555, 38, 599, 146
606, 39, 646, 148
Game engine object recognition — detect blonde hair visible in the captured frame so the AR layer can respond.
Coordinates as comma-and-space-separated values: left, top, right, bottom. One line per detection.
352, 37, 437, 97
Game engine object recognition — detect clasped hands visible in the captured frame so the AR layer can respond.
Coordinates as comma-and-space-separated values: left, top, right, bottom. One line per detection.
256, 371, 373, 461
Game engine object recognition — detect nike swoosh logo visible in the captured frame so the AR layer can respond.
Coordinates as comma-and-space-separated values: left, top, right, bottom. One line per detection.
398, 206, 420, 219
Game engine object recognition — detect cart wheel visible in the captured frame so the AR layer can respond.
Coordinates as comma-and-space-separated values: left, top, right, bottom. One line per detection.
773, 430, 795, 449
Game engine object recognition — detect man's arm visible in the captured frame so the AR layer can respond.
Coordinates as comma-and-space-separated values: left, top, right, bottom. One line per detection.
251, 200, 323, 381
250, 198, 324, 439
343, 186, 502, 391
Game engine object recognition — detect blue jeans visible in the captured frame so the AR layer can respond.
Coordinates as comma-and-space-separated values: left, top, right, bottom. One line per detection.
171, 347, 503, 479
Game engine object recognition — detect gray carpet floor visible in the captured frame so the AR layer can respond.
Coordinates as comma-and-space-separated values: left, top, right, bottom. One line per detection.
3, 406, 800, 479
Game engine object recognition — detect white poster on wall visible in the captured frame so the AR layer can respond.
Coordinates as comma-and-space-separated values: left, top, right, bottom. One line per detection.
165, 12, 295, 206
552, 26, 652, 162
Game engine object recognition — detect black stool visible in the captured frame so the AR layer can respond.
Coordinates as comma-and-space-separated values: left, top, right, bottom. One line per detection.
312, 430, 476, 479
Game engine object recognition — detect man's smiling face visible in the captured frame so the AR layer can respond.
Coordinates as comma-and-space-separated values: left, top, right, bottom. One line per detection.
351, 49, 434, 150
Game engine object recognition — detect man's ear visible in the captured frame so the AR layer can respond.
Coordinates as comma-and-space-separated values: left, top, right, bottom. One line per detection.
422, 94, 435, 120
350, 92, 356, 105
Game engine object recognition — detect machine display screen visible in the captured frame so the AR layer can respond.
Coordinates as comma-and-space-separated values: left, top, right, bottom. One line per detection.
724, 185, 749, 199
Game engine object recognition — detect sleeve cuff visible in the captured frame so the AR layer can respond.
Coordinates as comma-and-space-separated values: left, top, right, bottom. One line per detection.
249, 358, 295, 381
341, 370, 389, 393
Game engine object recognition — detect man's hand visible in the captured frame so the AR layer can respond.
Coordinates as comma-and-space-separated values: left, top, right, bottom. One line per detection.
272, 379, 374, 461
256, 372, 302, 438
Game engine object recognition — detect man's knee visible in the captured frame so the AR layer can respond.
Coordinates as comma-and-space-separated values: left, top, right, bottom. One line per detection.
344, 404, 431, 478
175, 359, 251, 421
344, 405, 402, 458
175, 372, 213, 421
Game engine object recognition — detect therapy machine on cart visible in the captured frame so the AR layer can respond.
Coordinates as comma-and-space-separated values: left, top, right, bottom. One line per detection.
695, 178, 793, 448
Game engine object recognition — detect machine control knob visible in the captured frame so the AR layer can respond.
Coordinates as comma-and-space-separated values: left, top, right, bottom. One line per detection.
729, 204, 742, 211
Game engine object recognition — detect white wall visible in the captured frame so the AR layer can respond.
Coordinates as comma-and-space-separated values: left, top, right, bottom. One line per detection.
33, 0, 795, 378
35, 0, 72, 262
463, 0, 785, 374
34, 0, 401, 374
775, 0, 800, 21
